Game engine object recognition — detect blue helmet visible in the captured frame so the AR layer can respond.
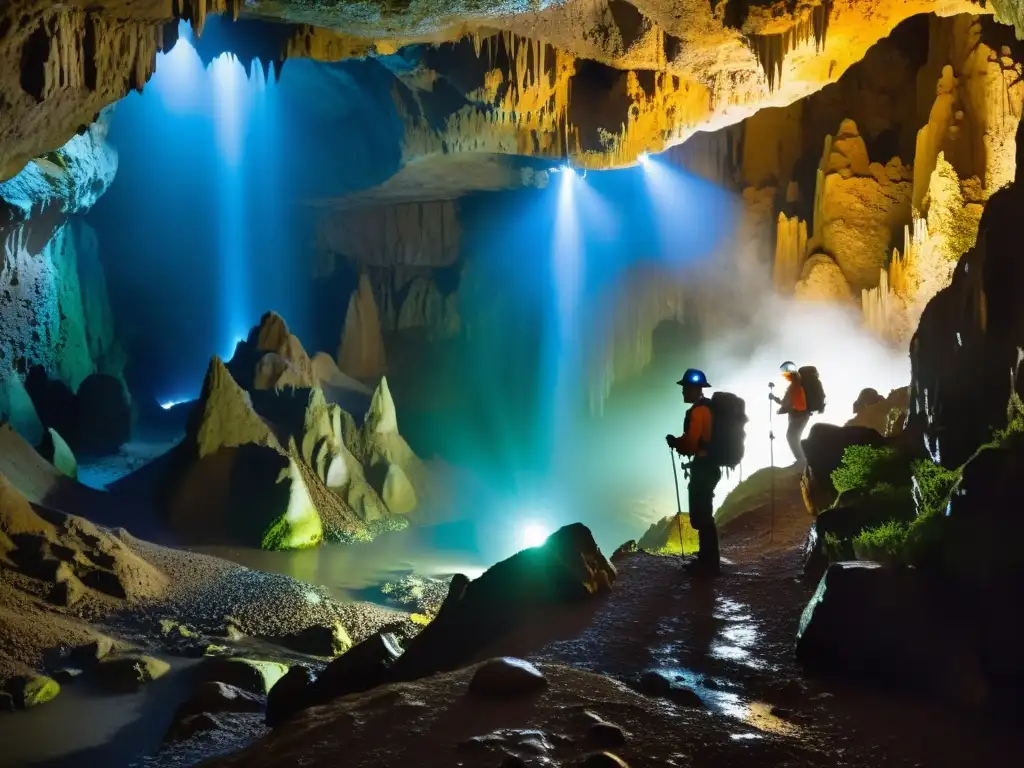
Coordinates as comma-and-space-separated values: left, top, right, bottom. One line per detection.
677, 368, 710, 388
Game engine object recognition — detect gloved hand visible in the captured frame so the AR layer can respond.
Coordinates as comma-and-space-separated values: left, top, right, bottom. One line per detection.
665, 434, 676, 449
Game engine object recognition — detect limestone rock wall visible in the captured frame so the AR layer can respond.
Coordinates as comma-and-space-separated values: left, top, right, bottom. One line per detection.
316, 201, 460, 269
0, 112, 124, 439
0, 218, 123, 399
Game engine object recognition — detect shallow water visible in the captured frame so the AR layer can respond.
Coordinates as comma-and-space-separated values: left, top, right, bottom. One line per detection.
0, 656, 200, 768
189, 520, 499, 603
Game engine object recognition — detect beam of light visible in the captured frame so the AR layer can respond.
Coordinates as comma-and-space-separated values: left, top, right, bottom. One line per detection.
638, 151, 650, 166
640, 153, 739, 265
544, 164, 585, 474
210, 52, 252, 361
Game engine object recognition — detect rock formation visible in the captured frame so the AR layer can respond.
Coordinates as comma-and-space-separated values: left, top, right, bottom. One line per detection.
337, 273, 388, 380
160, 312, 427, 549
815, 120, 914, 294
0, 0, 993, 189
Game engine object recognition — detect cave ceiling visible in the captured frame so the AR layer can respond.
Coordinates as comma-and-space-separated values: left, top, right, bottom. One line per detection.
0, 0, 1009, 201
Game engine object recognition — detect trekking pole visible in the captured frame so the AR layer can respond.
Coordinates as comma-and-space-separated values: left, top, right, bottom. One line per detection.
768, 381, 776, 544
670, 445, 685, 563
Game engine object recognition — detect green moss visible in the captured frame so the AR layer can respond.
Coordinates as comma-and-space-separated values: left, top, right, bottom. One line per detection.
261, 513, 323, 550
852, 520, 908, 562
831, 445, 910, 496
653, 514, 700, 555
20, 676, 60, 709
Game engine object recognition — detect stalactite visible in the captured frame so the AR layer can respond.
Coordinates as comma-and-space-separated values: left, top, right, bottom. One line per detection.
774, 213, 808, 293
18, 11, 179, 104
400, 31, 575, 162
746, 0, 833, 92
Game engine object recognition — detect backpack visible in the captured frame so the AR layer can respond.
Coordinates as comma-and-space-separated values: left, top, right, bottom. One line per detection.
799, 365, 826, 413
706, 391, 747, 470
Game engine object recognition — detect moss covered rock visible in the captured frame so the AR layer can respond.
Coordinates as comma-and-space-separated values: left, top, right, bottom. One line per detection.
97, 655, 170, 693
197, 657, 289, 696
0, 674, 60, 710
637, 514, 698, 555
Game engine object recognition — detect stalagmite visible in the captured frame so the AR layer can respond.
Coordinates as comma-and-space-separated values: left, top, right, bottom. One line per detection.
812, 134, 833, 242
773, 213, 808, 293
338, 273, 388, 380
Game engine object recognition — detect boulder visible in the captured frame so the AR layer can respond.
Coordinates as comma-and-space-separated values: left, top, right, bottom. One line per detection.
265, 665, 315, 728
846, 387, 909, 436
167, 681, 264, 739
468, 658, 548, 699
803, 501, 914, 583
311, 631, 403, 705
38, 427, 77, 479
391, 523, 615, 681
610, 540, 637, 562
74, 373, 131, 456
196, 657, 288, 696
796, 562, 986, 706
96, 655, 170, 693
270, 621, 352, 657
0, 674, 60, 710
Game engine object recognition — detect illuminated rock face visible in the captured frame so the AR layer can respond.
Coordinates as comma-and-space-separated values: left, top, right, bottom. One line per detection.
164, 315, 428, 549
0, 115, 126, 433
0, 0, 991, 185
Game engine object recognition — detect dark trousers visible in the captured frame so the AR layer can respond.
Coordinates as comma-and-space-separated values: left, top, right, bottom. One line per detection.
688, 459, 723, 565
787, 411, 811, 466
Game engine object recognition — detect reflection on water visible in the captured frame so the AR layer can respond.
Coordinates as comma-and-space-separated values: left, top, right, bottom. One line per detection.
648, 590, 799, 741
711, 597, 768, 670
190, 520, 494, 602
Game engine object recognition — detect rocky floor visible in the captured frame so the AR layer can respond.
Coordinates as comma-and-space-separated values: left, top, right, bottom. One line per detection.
137, 471, 1024, 768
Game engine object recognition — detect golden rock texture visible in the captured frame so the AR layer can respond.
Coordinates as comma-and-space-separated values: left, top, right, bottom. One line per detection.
0, 0, 990, 182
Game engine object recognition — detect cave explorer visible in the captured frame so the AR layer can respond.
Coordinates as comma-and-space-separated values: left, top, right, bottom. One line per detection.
771, 360, 810, 468
665, 368, 722, 575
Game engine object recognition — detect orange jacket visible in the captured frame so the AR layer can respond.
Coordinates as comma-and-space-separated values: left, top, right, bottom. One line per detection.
782, 376, 807, 413
677, 401, 712, 457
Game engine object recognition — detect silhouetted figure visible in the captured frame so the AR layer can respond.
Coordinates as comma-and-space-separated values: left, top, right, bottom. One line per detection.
771, 360, 810, 467
666, 368, 721, 575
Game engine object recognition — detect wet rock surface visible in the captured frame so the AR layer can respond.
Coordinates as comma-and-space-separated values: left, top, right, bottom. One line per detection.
468, 657, 548, 699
